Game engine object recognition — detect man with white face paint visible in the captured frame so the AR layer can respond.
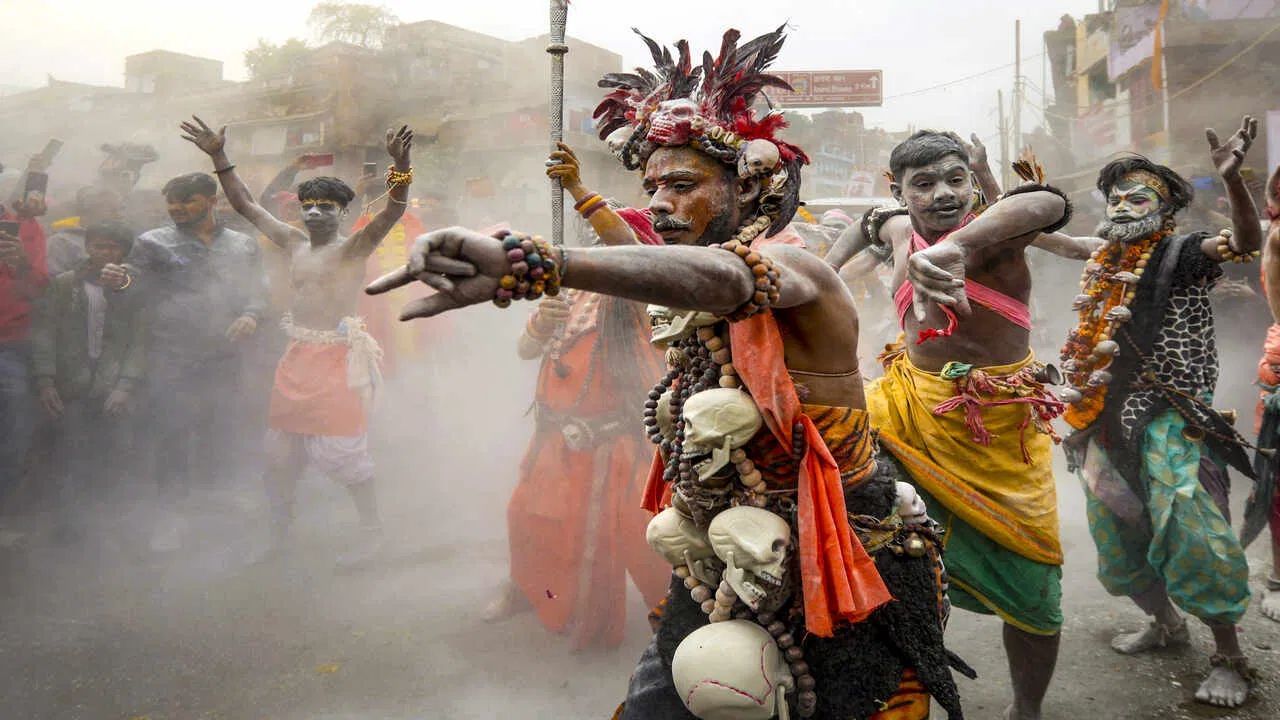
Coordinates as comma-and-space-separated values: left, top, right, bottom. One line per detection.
1039, 117, 1262, 710
828, 130, 1072, 720
179, 115, 415, 569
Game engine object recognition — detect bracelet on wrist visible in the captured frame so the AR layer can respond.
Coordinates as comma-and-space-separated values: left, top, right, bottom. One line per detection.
492, 231, 562, 308
1215, 228, 1259, 264
213, 165, 236, 175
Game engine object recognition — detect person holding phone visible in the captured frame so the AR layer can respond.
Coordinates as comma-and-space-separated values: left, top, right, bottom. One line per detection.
0, 193, 50, 502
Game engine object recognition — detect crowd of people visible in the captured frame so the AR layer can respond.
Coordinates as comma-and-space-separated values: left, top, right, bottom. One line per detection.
3, 21, 1280, 720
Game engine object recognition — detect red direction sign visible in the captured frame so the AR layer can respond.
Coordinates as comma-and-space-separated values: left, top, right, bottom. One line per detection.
772, 70, 883, 108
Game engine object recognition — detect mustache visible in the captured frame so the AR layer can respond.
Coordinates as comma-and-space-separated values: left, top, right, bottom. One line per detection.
652, 216, 693, 233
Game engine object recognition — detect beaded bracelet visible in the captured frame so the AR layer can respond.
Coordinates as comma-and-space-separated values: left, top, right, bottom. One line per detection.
493, 231, 562, 308
714, 238, 781, 321
385, 166, 413, 189
1215, 228, 1260, 264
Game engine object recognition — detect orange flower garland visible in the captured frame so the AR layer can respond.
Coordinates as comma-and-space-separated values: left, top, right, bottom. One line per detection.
1061, 230, 1168, 430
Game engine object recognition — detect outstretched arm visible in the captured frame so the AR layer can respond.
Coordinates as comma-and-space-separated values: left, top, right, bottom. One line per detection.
547, 142, 637, 246
365, 227, 839, 321
824, 221, 871, 272
1200, 116, 1262, 261
906, 189, 1067, 319
1031, 231, 1103, 260
180, 116, 305, 249
347, 126, 413, 259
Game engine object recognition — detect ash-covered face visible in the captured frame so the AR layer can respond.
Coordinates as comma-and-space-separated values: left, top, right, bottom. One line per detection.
893, 154, 975, 238
299, 198, 345, 235
643, 146, 744, 246
1105, 178, 1164, 223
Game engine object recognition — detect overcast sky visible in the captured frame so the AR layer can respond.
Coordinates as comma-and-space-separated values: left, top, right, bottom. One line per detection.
1, 0, 1102, 148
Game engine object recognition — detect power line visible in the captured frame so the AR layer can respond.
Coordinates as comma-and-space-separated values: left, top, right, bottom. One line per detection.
883, 53, 1044, 101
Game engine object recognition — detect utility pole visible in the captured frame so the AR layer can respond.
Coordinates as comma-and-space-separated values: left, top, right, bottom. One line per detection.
998, 89, 1010, 190
1013, 19, 1022, 162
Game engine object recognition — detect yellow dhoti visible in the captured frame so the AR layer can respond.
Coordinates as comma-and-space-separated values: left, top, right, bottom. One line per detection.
867, 347, 1065, 634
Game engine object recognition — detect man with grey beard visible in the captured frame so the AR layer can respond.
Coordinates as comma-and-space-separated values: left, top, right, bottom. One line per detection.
1041, 116, 1263, 709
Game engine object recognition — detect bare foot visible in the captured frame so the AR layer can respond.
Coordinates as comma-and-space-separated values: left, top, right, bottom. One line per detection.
481, 579, 531, 622
1194, 658, 1251, 708
1110, 618, 1189, 655
1262, 588, 1280, 623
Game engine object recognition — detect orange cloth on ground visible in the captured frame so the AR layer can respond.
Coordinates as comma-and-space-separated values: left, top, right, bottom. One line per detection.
268, 341, 366, 437
508, 296, 670, 650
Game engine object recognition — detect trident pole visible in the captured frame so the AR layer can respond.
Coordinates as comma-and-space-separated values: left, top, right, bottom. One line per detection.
547, 1, 570, 246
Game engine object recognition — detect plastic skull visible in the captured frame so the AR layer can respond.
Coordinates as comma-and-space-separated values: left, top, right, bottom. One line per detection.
708, 506, 791, 611
646, 507, 722, 585
894, 481, 928, 525
682, 389, 764, 482
647, 305, 722, 348
672, 620, 794, 720
646, 99, 700, 146
737, 138, 781, 178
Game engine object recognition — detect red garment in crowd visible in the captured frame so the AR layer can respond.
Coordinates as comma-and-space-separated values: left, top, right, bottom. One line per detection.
508, 290, 670, 649
268, 341, 366, 437
0, 212, 49, 343
354, 212, 438, 378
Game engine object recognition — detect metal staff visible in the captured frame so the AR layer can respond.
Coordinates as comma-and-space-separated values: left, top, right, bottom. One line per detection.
547, 0, 570, 246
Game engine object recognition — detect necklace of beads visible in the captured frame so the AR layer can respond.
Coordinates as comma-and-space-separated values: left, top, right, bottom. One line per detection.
1060, 230, 1166, 429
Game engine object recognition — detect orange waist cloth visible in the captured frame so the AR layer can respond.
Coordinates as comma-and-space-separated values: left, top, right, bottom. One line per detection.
268, 340, 365, 437
745, 403, 875, 489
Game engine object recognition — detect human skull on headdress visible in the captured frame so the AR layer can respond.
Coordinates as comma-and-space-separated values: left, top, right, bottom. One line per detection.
646, 507, 723, 585
592, 26, 810, 236
671, 620, 794, 720
681, 389, 764, 482
708, 506, 792, 611
647, 99, 700, 146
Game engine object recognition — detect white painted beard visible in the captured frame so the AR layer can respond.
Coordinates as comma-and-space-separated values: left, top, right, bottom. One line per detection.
1095, 213, 1168, 244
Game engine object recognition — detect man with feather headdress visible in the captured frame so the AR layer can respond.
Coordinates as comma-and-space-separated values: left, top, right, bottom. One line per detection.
370, 25, 968, 720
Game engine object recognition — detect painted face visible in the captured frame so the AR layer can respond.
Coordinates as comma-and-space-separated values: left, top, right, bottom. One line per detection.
84, 234, 126, 270
166, 192, 213, 229
893, 154, 975, 237
643, 146, 739, 246
299, 198, 344, 234
1106, 179, 1164, 223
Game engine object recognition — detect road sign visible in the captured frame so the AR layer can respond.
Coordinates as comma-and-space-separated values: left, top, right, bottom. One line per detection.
772, 70, 883, 108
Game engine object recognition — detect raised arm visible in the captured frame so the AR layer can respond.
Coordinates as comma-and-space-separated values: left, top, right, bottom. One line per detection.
962, 133, 1002, 203
258, 156, 307, 214
546, 142, 638, 246
179, 115, 305, 249
1031, 231, 1104, 260
347, 126, 413, 259
1200, 116, 1262, 261
365, 227, 840, 321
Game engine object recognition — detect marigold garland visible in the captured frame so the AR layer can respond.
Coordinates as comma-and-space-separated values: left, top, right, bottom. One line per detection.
1060, 230, 1168, 429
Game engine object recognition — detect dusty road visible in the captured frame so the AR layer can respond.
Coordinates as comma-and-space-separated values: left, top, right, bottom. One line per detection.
2, 325, 1278, 720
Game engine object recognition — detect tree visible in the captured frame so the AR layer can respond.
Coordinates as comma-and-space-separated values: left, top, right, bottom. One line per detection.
308, 2, 400, 48
244, 38, 311, 80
